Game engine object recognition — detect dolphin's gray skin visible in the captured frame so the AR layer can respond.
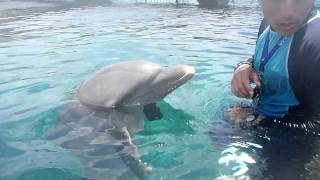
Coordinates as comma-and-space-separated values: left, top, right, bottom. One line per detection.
77, 61, 195, 110
46, 61, 195, 179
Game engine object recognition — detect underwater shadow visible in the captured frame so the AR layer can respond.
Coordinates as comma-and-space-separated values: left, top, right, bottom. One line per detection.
141, 100, 196, 136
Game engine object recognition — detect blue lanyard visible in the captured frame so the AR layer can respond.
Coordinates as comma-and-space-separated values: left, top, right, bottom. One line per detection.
259, 30, 285, 72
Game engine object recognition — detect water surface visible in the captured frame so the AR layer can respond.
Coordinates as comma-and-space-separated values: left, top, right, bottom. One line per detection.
2, 1, 311, 179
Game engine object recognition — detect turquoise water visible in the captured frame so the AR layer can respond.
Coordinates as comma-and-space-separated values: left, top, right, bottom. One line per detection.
0, 1, 269, 179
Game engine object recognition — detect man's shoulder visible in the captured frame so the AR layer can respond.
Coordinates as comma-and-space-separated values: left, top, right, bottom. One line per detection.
295, 10, 320, 48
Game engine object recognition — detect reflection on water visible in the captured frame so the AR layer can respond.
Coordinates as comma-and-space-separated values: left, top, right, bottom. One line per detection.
0, 0, 112, 18
209, 121, 320, 179
2, 1, 319, 180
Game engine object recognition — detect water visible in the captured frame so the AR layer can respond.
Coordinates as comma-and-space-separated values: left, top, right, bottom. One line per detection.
2, 1, 318, 180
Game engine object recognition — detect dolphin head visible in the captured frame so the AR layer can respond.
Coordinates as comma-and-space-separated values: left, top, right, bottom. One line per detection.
125, 61, 195, 106
77, 61, 195, 109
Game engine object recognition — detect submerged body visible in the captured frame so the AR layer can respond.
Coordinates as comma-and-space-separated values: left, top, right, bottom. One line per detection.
46, 61, 195, 179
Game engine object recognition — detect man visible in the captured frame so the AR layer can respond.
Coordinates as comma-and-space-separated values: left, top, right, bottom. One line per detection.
228, 0, 320, 131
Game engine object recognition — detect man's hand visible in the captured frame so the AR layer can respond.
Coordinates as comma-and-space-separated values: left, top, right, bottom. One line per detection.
231, 64, 261, 98
224, 106, 266, 127
224, 106, 248, 127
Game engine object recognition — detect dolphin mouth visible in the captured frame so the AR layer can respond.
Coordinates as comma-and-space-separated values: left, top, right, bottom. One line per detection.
179, 65, 195, 82
135, 65, 195, 104
168, 65, 195, 89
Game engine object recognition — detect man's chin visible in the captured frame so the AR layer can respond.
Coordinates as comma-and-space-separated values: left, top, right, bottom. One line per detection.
277, 30, 295, 36
275, 26, 299, 36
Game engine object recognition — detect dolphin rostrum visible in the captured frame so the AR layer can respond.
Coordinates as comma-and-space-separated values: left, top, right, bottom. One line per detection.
46, 60, 195, 179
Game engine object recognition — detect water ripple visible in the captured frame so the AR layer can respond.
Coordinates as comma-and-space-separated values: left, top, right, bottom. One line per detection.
0, 2, 262, 180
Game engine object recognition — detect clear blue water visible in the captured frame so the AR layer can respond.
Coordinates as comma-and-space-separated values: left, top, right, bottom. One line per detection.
3, 1, 317, 180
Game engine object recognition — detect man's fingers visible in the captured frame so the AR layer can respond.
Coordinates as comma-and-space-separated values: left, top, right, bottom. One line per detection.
241, 71, 253, 97
252, 72, 261, 88
232, 74, 249, 98
231, 78, 241, 97
232, 76, 245, 97
231, 64, 257, 98
237, 71, 252, 98
237, 81, 250, 98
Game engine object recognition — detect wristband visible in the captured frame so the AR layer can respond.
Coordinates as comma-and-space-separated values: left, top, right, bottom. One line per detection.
234, 57, 253, 71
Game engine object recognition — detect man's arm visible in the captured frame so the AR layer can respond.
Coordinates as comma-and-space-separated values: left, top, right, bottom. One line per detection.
231, 17, 267, 99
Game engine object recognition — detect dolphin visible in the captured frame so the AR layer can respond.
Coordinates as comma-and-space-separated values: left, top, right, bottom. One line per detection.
46, 60, 195, 179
